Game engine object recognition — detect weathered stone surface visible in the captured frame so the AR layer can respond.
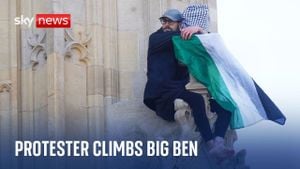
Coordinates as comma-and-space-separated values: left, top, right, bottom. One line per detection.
0, 0, 241, 168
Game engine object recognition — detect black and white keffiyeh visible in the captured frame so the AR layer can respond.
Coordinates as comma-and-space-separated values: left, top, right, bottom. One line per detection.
181, 4, 210, 32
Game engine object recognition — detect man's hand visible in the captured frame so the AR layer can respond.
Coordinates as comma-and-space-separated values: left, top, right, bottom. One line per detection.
180, 26, 207, 40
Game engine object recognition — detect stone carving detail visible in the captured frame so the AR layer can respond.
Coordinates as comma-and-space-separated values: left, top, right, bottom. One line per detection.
174, 99, 199, 139
27, 31, 47, 70
64, 27, 91, 63
0, 80, 12, 93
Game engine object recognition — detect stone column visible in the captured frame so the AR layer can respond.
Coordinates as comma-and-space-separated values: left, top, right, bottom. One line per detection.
0, 0, 20, 168
45, 0, 65, 140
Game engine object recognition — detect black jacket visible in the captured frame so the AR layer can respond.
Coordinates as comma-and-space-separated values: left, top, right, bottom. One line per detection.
143, 28, 189, 121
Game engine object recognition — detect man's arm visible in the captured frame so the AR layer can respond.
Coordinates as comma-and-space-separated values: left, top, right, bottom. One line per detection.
148, 31, 180, 54
180, 26, 208, 40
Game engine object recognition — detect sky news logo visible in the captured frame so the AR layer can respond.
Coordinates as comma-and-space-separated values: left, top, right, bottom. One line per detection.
14, 14, 71, 28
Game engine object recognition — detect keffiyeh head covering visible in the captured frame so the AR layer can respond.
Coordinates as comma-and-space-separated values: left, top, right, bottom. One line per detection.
181, 4, 210, 32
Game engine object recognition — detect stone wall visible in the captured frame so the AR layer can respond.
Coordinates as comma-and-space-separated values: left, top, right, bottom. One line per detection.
0, 0, 218, 141
0, 0, 219, 168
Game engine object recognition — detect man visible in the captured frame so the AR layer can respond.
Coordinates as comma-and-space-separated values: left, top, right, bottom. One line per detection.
143, 8, 234, 160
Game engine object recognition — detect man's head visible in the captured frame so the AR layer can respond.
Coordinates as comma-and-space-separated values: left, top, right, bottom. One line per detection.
159, 9, 183, 32
181, 4, 210, 32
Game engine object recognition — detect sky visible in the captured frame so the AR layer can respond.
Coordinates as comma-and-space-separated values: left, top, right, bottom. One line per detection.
217, 0, 300, 169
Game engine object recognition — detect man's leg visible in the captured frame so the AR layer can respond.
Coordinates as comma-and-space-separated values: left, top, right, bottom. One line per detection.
210, 99, 231, 138
209, 99, 234, 161
177, 91, 234, 161
177, 90, 214, 142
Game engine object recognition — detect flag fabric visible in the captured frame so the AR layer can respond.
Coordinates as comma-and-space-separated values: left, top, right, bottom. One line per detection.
172, 33, 286, 129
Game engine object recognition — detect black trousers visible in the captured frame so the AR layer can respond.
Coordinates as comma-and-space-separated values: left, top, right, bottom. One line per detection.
177, 90, 231, 142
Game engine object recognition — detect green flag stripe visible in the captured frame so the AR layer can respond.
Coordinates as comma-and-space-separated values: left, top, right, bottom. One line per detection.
172, 35, 245, 129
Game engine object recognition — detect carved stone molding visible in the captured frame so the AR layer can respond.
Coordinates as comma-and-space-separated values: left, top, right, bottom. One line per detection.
64, 27, 92, 63
27, 31, 47, 70
0, 80, 12, 93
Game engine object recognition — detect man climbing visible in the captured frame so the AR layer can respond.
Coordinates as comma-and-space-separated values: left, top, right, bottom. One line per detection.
143, 8, 234, 161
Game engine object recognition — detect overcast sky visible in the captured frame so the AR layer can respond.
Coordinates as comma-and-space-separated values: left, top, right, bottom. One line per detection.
217, 0, 300, 119
217, 1, 300, 168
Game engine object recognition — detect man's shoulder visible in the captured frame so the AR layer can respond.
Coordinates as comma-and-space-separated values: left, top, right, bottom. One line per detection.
149, 28, 163, 37
149, 29, 180, 39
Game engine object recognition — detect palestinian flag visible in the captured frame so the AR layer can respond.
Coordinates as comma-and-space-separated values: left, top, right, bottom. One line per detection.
172, 33, 286, 129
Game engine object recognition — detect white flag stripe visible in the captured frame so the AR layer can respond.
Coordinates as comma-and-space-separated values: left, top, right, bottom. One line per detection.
196, 34, 267, 126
